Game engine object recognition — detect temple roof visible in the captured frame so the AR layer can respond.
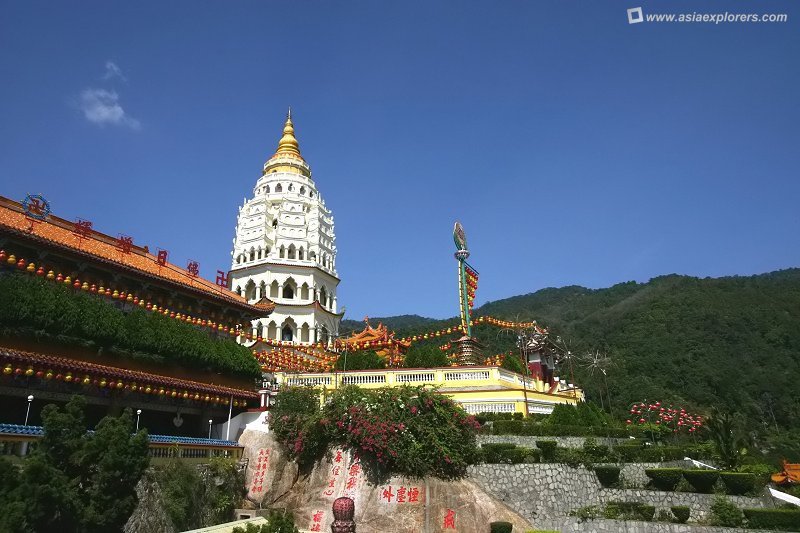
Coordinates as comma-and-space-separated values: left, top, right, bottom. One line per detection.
342, 318, 411, 348
0, 196, 274, 316
0, 346, 258, 400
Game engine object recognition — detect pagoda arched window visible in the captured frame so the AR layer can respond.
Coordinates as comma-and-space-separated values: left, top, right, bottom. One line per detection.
275, 184, 283, 193
249, 248, 255, 261
310, 251, 317, 262
245, 280, 256, 301
300, 323, 310, 343
282, 278, 296, 299
270, 280, 279, 298
265, 185, 270, 193
257, 247, 262, 259
319, 326, 329, 345
281, 325, 293, 342
288, 244, 296, 259
267, 321, 277, 340
319, 286, 328, 307
300, 283, 310, 301
259, 281, 266, 299
288, 183, 294, 192
298, 247, 304, 260
279, 246, 285, 259
256, 322, 264, 339
300, 186, 305, 195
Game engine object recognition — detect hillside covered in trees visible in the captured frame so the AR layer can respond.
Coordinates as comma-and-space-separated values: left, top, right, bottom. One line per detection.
342, 269, 800, 436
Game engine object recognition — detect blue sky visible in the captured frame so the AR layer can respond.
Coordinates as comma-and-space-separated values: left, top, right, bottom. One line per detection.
1, 1, 798, 320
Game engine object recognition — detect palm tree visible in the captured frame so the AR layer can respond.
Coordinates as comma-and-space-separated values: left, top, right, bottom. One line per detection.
705, 408, 749, 470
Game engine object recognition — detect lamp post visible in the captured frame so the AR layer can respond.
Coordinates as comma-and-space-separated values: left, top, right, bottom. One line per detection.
208, 419, 213, 439
24, 394, 34, 426
136, 409, 142, 431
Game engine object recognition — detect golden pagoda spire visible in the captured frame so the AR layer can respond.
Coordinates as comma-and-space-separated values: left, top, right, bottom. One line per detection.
274, 107, 302, 159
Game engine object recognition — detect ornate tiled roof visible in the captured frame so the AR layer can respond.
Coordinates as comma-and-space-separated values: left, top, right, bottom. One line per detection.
0, 196, 274, 316
0, 424, 241, 447
0, 346, 258, 400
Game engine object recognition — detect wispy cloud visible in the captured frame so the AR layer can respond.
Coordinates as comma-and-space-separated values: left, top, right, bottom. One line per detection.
102, 60, 127, 82
79, 88, 140, 129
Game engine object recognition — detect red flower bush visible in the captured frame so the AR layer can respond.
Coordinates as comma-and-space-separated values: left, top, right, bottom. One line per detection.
271, 384, 480, 482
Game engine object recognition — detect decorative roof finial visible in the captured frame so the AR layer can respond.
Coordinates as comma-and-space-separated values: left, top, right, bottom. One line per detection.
275, 107, 301, 158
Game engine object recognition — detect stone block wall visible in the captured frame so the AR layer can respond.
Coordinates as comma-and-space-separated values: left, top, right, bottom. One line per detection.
533, 517, 777, 533
467, 463, 767, 525
477, 434, 629, 450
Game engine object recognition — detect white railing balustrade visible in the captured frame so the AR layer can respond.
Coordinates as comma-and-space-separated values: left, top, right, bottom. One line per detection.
444, 371, 490, 382
395, 372, 436, 383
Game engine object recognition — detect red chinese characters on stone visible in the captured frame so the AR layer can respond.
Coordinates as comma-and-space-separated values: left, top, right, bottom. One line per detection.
381, 485, 423, 504
309, 509, 324, 532
249, 448, 270, 494
443, 509, 456, 529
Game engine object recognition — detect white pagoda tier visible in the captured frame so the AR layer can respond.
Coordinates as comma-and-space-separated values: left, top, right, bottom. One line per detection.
229, 110, 343, 345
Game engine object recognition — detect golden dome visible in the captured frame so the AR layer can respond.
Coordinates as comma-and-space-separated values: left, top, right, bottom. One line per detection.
274, 108, 302, 159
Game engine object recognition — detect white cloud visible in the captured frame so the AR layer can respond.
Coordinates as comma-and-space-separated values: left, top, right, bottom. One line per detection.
102, 61, 127, 82
79, 88, 140, 129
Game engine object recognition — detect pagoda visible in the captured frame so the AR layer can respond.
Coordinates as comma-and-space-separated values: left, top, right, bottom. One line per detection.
229, 110, 343, 347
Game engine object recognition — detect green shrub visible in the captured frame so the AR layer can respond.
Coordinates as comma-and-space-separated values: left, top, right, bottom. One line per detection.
582, 437, 611, 462
709, 496, 743, 527
637, 505, 655, 521
670, 506, 690, 523
536, 440, 557, 461
719, 472, 756, 495
644, 468, 683, 491
736, 463, 775, 486
554, 447, 585, 468
682, 469, 719, 493
593, 466, 621, 487
481, 443, 517, 463
490, 522, 513, 533
0, 274, 261, 379
743, 508, 800, 531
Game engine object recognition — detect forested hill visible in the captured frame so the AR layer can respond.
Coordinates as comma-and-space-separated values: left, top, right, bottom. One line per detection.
343, 269, 800, 430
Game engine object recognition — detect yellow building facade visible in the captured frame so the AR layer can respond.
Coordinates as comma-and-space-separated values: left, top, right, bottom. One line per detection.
275, 366, 582, 415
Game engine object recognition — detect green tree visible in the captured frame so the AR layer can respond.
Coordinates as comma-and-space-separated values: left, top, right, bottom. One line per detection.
334, 350, 386, 370
404, 343, 448, 368
0, 396, 150, 533
706, 409, 749, 470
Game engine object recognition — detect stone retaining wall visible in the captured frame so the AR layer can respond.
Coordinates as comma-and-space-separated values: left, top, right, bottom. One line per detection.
467, 464, 766, 524
477, 434, 629, 449
532, 517, 777, 533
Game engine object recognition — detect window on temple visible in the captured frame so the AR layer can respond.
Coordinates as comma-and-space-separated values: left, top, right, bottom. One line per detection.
319, 286, 327, 307
298, 247, 304, 260
259, 281, 266, 299
245, 280, 256, 301
249, 248, 255, 261
300, 186, 305, 195
301, 323, 310, 343
279, 246, 285, 259
267, 321, 277, 340
282, 280, 295, 299
281, 324, 293, 342
256, 322, 264, 338
265, 185, 270, 193
288, 244, 296, 259
276, 184, 283, 193
270, 280, 279, 298
300, 282, 310, 300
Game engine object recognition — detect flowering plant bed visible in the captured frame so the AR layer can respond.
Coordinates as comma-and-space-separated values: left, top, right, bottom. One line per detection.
271, 385, 480, 482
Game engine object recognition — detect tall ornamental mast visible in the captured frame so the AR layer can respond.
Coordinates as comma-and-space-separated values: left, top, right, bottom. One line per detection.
453, 221, 482, 365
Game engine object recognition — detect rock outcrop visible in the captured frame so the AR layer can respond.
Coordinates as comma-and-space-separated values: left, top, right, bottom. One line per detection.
239, 426, 532, 533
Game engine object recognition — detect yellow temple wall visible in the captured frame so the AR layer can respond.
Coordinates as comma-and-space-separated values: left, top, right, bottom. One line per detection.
274, 366, 582, 416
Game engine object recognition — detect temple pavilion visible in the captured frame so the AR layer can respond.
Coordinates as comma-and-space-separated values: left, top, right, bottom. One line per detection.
0, 195, 273, 437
